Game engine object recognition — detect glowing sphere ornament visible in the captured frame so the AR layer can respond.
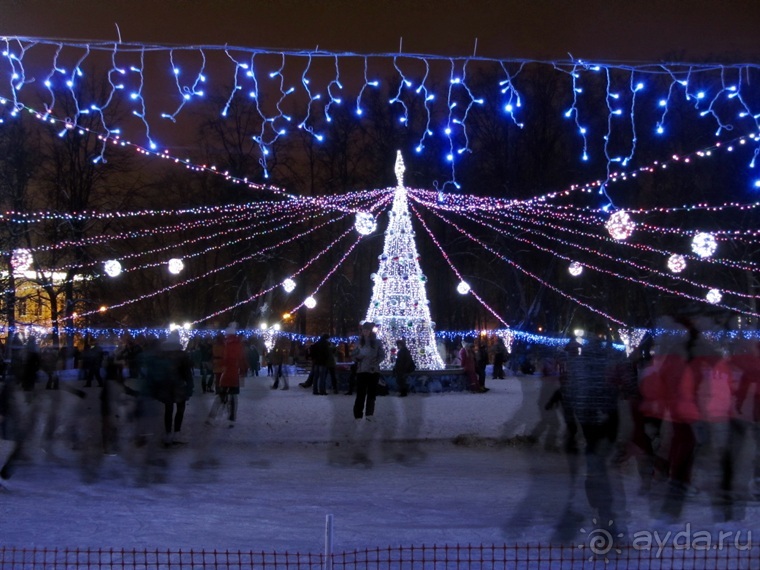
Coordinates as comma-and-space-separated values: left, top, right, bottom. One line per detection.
691, 232, 717, 258
354, 212, 377, 235
568, 261, 583, 276
667, 254, 686, 273
282, 278, 296, 293
457, 281, 471, 295
706, 289, 722, 304
104, 260, 122, 277
168, 258, 184, 275
304, 296, 317, 309
10, 249, 32, 273
605, 210, 635, 240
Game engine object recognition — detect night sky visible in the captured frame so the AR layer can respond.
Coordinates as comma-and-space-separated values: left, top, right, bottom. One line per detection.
1, 0, 759, 62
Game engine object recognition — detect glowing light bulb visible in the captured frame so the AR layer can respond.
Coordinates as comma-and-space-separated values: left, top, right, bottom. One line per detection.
354, 212, 377, 235
691, 232, 717, 258
568, 262, 583, 276
168, 258, 184, 275
456, 281, 471, 295
282, 278, 296, 293
104, 259, 122, 277
667, 254, 686, 273
605, 210, 635, 240
10, 248, 33, 273
706, 289, 722, 304
304, 296, 317, 309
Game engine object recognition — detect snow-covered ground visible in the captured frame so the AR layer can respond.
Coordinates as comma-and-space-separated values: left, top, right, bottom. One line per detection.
0, 371, 758, 565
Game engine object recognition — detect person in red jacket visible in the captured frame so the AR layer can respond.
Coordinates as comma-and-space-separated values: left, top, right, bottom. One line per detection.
207, 323, 246, 428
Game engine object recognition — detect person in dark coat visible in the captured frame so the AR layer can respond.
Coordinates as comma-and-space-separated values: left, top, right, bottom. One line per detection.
310, 334, 331, 395
392, 339, 415, 397
246, 340, 261, 377
152, 331, 194, 446
82, 340, 104, 388
563, 336, 630, 534
492, 337, 507, 379
20, 337, 41, 397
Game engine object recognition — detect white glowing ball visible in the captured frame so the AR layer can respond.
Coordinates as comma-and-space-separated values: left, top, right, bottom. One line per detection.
706, 288, 722, 304
168, 258, 184, 275
304, 296, 317, 309
691, 232, 717, 258
10, 249, 32, 272
568, 261, 583, 276
667, 254, 686, 273
605, 210, 635, 240
104, 259, 122, 277
354, 212, 377, 235
604, 210, 636, 240
457, 281, 471, 295
282, 278, 296, 293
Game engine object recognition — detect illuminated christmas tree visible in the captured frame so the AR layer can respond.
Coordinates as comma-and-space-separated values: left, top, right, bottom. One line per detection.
364, 151, 446, 370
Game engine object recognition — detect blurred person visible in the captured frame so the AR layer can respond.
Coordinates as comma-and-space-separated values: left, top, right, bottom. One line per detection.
123, 337, 143, 380
153, 331, 194, 446
8, 333, 24, 382
298, 340, 314, 389
208, 323, 247, 427
327, 338, 339, 394
82, 339, 104, 388
492, 337, 507, 379
265, 348, 274, 376
211, 333, 225, 393
270, 342, 289, 390
563, 334, 630, 535
458, 337, 481, 392
615, 335, 668, 495
20, 337, 41, 400
41, 336, 60, 390
310, 334, 331, 395
129, 338, 168, 485
351, 322, 385, 419
345, 360, 357, 396
641, 315, 704, 520
246, 340, 261, 377
392, 338, 415, 397
476, 339, 490, 392
0, 360, 20, 486
702, 331, 759, 520
198, 336, 213, 392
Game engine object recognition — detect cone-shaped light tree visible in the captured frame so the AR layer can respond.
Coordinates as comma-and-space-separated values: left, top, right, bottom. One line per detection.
363, 151, 446, 370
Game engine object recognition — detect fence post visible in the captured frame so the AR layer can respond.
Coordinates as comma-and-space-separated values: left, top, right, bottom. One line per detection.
324, 514, 334, 570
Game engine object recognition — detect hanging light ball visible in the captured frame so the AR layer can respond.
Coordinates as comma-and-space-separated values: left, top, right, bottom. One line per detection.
282, 278, 296, 293
706, 289, 722, 304
10, 249, 32, 273
605, 210, 635, 240
691, 232, 717, 258
667, 254, 687, 273
168, 258, 184, 275
568, 262, 583, 276
104, 259, 122, 278
354, 212, 377, 235
457, 281, 471, 295
304, 296, 317, 309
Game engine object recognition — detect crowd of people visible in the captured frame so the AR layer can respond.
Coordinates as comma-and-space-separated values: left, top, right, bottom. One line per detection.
1, 314, 759, 536
546, 315, 760, 536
